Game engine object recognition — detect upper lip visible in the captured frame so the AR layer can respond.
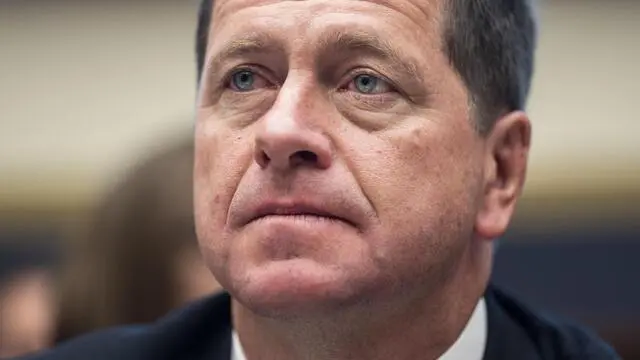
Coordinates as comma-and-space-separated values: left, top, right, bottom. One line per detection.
244, 201, 356, 227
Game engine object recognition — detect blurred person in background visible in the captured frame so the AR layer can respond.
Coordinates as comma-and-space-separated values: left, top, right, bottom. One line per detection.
0, 242, 59, 358
53, 137, 221, 343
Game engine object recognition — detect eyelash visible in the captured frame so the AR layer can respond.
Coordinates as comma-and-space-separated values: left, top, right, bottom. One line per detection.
221, 66, 399, 97
341, 69, 398, 92
223, 65, 275, 91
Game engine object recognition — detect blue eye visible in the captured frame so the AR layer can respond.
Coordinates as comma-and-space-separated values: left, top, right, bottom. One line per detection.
351, 74, 392, 94
354, 74, 378, 93
230, 70, 255, 91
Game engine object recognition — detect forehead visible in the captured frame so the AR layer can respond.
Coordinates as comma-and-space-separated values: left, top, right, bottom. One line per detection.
208, 0, 444, 45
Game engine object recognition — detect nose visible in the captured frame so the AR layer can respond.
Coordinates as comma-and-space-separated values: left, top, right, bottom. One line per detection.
254, 87, 333, 172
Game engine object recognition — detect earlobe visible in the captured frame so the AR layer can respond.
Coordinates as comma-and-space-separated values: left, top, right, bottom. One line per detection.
474, 111, 531, 241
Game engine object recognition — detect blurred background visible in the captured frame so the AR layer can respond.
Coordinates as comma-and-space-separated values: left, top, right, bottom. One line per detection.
0, 0, 638, 358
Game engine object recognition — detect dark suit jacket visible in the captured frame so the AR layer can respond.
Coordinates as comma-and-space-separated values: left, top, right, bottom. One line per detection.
17, 285, 620, 360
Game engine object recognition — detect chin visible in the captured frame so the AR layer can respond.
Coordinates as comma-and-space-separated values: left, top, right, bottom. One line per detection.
230, 259, 367, 318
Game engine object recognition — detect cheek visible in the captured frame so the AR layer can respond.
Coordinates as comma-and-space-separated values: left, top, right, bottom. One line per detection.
350, 119, 481, 259
194, 121, 253, 251
360, 122, 475, 209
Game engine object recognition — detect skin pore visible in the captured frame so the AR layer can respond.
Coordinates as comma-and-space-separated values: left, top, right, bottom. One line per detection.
194, 0, 531, 359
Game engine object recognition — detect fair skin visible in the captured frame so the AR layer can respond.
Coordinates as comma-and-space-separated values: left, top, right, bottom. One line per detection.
194, 0, 531, 358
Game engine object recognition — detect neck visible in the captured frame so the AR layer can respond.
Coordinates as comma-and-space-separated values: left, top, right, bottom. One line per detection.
232, 242, 492, 360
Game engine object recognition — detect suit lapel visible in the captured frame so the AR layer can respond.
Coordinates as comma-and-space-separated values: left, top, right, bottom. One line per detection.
482, 286, 540, 360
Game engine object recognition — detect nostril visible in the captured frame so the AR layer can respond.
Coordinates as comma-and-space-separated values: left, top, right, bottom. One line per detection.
298, 151, 317, 163
288, 150, 318, 167
259, 151, 270, 167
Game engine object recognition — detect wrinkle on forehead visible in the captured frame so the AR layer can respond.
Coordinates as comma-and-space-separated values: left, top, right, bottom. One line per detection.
212, 0, 443, 37
207, 0, 446, 74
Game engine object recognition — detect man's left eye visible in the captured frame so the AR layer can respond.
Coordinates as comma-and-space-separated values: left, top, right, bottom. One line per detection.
348, 74, 393, 94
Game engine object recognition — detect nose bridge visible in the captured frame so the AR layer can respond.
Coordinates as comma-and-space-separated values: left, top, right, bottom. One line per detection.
270, 69, 323, 127
264, 78, 309, 136
254, 74, 333, 170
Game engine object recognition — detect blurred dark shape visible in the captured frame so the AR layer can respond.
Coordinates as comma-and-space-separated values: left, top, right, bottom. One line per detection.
494, 226, 640, 360
54, 137, 221, 343
0, 235, 61, 286
0, 238, 60, 358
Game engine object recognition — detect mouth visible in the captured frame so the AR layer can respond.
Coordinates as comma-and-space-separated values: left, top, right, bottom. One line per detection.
247, 203, 356, 228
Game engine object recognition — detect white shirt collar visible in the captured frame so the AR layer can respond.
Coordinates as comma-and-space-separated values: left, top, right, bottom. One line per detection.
231, 297, 487, 360
439, 297, 487, 360
231, 329, 245, 360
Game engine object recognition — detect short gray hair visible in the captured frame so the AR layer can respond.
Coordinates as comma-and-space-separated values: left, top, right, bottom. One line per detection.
443, 0, 537, 133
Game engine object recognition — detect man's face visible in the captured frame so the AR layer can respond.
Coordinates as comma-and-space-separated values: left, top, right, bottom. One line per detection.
195, 0, 492, 314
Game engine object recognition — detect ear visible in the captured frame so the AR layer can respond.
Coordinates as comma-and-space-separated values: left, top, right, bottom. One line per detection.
475, 111, 531, 240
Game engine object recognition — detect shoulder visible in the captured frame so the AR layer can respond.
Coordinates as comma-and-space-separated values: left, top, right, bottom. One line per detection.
485, 285, 620, 360
16, 326, 155, 360
17, 292, 232, 360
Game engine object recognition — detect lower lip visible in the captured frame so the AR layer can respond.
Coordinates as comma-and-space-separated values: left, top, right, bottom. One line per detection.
250, 214, 352, 229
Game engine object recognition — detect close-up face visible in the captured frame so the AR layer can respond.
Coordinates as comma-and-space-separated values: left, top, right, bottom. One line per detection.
194, 0, 499, 315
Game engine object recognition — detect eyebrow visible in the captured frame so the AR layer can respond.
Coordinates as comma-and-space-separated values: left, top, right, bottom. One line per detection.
206, 33, 283, 82
318, 30, 421, 79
